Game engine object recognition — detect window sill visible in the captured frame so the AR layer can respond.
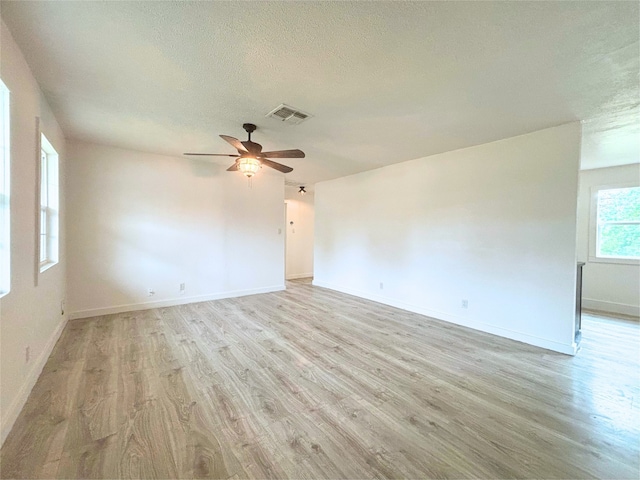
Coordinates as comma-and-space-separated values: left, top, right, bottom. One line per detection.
39, 261, 58, 273
588, 256, 640, 266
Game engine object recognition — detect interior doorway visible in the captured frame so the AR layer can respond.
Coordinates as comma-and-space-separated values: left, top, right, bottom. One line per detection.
284, 185, 315, 282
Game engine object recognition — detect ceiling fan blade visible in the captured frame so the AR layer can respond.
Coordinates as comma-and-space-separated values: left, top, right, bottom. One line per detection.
261, 158, 293, 173
226, 162, 239, 171
184, 153, 238, 157
242, 141, 262, 153
261, 149, 305, 159
220, 135, 248, 152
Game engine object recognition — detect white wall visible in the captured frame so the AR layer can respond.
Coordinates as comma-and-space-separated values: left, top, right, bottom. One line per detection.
285, 193, 314, 279
66, 141, 285, 318
576, 164, 640, 316
0, 20, 67, 445
314, 123, 582, 354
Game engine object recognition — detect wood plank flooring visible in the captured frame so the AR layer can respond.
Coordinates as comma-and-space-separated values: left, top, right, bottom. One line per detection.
1, 279, 639, 479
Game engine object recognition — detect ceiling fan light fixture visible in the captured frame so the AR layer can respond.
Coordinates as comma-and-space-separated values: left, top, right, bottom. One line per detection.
238, 157, 261, 178
298, 186, 307, 195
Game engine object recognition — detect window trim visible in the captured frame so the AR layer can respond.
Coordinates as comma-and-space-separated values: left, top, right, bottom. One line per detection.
0, 80, 10, 297
588, 182, 640, 266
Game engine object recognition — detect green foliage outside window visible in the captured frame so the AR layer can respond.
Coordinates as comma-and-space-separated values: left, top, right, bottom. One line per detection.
597, 187, 640, 258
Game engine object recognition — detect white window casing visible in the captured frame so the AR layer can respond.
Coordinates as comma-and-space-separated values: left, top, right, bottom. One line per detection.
0, 80, 10, 296
589, 183, 640, 266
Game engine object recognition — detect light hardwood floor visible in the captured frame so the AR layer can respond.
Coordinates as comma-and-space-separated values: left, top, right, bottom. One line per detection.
1, 279, 639, 479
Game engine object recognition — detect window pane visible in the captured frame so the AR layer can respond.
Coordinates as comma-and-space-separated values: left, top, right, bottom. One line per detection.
40, 208, 47, 262
41, 150, 47, 206
598, 223, 640, 258
40, 235, 46, 262
597, 187, 640, 223
39, 133, 59, 270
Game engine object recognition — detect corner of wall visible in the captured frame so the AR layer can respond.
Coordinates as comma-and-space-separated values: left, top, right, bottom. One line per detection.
1, 315, 68, 446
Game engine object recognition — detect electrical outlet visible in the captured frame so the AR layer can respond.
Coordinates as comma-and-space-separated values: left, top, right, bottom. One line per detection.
180, 283, 186, 295
147, 288, 155, 297
25, 346, 30, 364
461, 299, 469, 309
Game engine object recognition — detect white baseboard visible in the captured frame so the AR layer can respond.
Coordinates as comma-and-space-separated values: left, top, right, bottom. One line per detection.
583, 298, 640, 318
1, 315, 69, 447
286, 273, 313, 280
69, 285, 286, 320
313, 280, 577, 356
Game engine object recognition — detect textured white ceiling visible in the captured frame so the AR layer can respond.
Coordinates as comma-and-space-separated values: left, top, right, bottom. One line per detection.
1, 1, 638, 184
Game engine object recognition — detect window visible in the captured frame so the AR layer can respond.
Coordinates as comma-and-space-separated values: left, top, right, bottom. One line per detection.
0, 80, 9, 295
39, 133, 59, 272
590, 185, 640, 263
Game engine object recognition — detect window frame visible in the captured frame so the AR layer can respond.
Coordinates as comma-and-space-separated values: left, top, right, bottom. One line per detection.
589, 182, 640, 266
0, 80, 10, 297
38, 133, 59, 273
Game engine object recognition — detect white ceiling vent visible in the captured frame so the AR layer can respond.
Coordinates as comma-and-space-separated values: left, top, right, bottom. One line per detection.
266, 104, 312, 125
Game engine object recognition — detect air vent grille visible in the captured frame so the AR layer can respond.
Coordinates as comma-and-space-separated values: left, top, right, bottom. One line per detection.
266, 104, 312, 125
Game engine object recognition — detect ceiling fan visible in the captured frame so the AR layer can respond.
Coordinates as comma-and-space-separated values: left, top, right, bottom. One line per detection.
184, 123, 305, 178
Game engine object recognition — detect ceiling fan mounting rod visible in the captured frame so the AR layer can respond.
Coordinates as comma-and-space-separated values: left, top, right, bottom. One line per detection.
243, 123, 257, 142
